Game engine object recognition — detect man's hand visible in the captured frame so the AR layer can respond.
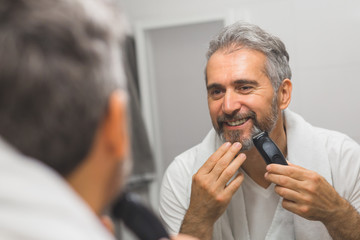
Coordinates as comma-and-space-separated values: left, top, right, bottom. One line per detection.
264, 162, 344, 221
265, 162, 360, 240
180, 142, 246, 240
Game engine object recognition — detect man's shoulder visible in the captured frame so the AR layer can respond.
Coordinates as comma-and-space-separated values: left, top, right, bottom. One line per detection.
314, 127, 358, 145
293, 111, 360, 151
314, 127, 360, 165
286, 109, 359, 148
286, 109, 360, 165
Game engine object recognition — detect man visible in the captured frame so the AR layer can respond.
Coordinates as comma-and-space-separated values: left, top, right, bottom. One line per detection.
0, 0, 196, 239
160, 22, 360, 240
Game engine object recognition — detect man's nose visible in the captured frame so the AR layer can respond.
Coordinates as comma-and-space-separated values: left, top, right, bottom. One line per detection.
222, 90, 241, 115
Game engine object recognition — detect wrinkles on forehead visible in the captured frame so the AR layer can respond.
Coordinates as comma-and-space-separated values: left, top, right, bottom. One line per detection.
206, 46, 269, 85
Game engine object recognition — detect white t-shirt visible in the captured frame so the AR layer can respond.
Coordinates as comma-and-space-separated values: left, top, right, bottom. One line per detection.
241, 170, 280, 240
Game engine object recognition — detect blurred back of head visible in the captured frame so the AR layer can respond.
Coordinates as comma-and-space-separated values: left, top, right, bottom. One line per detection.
0, 0, 126, 176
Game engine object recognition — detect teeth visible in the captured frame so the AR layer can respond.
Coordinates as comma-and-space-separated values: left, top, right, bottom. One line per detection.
227, 118, 248, 126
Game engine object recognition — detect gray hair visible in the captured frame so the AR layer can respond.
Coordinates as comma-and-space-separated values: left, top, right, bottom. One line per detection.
206, 22, 291, 91
0, 0, 126, 176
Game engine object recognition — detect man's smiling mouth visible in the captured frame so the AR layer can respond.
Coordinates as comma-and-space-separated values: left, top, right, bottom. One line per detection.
226, 117, 251, 126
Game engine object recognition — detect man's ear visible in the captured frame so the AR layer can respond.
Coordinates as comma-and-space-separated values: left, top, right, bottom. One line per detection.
102, 90, 129, 160
277, 79, 292, 110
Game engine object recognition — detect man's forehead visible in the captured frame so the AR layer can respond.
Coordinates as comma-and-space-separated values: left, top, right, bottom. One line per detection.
206, 48, 267, 82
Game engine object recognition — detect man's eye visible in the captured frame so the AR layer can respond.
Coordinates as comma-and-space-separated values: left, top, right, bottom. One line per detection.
237, 85, 253, 93
211, 89, 222, 95
208, 88, 224, 99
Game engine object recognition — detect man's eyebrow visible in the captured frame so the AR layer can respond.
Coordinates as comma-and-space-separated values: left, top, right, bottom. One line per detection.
206, 83, 223, 91
233, 79, 259, 86
207, 79, 259, 91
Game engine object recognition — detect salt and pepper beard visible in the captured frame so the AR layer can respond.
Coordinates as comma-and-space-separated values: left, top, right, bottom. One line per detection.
215, 94, 279, 151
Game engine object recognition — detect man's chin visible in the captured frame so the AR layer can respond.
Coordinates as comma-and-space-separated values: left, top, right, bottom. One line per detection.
239, 138, 254, 151
220, 131, 254, 150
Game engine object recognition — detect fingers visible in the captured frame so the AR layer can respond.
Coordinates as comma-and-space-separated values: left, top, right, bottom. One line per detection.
188, 141, 245, 224
281, 197, 320, 220
273, 184, 301, 202
217, 152, 246, 186
281, 198, 303, 215
265, 163, 307, 201
265, 171, 301, 191
197, 142, 242, 178
211, 142, 242, 177
211, 151, 246, 198
266, 162, 342, 221
224, 172, 245, 197
190, 142, 245, 210
266, 162, 308, 181
197, 142, 232, 174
